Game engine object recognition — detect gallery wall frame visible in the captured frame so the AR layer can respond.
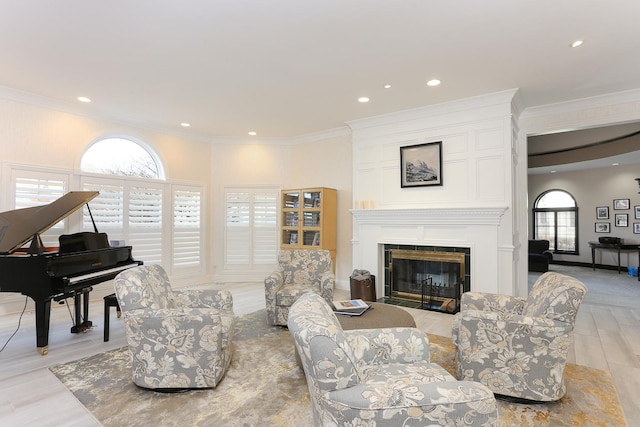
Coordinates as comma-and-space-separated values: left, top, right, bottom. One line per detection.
615, 213, 628, 227
634, 223, 640, 234
596, 206, 609, 220
595, 222, 610, 233
613, 198, 630, 210
635, 205, 640, 219
400, 141, 443, 188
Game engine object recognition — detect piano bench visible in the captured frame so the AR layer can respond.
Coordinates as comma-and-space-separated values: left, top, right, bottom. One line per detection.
104, 293, 121, 342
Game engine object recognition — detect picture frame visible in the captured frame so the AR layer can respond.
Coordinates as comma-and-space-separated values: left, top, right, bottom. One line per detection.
615, 213, 628, 227
400, 141, 443, 188
596, 206, 609, 220
613, 198, 630, 210
595, 222, 610, 233
635, 223, 640, 234
635, 205, 640, 219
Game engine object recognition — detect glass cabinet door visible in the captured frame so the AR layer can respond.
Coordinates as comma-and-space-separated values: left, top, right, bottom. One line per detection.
284, 211, 298, 226
303, 230, 320, 247
283, 192, 299, 208
303, 211, 320, 227
303, 191, 321, 208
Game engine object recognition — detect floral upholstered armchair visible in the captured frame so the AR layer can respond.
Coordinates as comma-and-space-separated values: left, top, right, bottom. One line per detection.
288, 292, 498, 426
114, 264, 235, 390
265, 249, 334, 326
451, 271, 587, 401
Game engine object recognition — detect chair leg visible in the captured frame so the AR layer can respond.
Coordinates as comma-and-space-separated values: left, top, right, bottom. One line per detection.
103, 293, 120, 342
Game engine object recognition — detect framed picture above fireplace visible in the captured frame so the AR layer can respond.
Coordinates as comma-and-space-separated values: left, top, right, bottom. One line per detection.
400, 141, 442, 188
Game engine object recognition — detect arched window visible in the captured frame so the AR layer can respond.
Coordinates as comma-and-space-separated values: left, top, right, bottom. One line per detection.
533, 189, 578, 254
81, 137, 163, 179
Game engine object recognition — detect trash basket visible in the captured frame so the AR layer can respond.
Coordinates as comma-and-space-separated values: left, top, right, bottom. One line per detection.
628, 266, 638, 277
350, 274, 376, 301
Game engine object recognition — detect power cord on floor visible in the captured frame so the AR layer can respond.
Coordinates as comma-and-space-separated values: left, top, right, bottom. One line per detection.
0, 296, 28, 353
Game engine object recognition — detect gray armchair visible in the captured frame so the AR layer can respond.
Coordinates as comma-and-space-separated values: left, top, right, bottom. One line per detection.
288, 292, 498, 426
114, 264, 235, 390
265, 249, 334, 326
451, 271, 587, 401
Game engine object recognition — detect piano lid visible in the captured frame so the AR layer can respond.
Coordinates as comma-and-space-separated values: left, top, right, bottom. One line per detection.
0, 191, 99, 255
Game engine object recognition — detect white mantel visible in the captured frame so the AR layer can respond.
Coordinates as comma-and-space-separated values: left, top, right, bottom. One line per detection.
351, 207, 508, 297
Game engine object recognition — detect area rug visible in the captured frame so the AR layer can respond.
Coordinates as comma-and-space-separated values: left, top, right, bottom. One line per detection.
50, 310, 626, 426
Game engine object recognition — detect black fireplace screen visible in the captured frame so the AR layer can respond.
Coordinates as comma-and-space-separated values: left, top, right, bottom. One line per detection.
390, 249, 465, 313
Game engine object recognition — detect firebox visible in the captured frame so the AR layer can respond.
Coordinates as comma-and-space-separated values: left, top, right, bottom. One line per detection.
386, 246, 469, 314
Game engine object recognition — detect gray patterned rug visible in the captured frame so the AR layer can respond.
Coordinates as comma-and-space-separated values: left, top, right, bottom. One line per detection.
50, 310, 625, 426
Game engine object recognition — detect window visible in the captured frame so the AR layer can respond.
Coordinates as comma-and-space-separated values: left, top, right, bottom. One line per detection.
533, 189, 578, 254
224, 188, 278, 270
81, 138, 163, 179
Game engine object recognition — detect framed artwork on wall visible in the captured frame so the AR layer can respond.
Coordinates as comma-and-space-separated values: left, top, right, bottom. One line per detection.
635, 223, 640, 234
400, 141, 443, 188
635, 206, 640, 219
595, 222, 610, 233
615, 213, 628, 227
613, 198, 630, 210
596, 206, 609, 219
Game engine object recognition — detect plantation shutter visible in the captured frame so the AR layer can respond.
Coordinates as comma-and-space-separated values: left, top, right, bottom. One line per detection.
12, 172, 68, 247
129, 185, 163, 264
224, 188, 278, 269
172, 186, 202, 269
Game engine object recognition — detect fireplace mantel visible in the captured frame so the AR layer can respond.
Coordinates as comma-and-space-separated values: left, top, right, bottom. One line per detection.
351, 207, 508, 226
351, 206, 509, 296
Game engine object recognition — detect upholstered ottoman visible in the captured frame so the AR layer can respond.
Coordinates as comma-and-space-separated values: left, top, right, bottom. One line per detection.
335, 301, 416, 330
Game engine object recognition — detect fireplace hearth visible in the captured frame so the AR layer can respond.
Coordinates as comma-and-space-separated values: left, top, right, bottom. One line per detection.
384, 244, 470, 314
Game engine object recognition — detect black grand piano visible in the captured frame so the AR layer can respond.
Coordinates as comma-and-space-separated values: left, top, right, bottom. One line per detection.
0, 191, 142, 354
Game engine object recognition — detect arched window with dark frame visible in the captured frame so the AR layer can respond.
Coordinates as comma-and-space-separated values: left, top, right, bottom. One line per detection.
533, 189, 578, 254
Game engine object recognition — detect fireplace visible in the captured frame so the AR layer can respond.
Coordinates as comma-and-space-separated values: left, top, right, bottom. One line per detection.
384, 244, 470, 314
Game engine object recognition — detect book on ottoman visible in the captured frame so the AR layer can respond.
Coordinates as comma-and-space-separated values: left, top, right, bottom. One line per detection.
333, 299, 371, 316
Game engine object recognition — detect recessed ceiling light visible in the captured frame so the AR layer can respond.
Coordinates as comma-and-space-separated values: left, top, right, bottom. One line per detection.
612, 162, 620, 166
384, 84, 391, 89
570, 40, 583, 48
550, 170, 557, 173
358, 97, 370, 103
180, 122, 190, 127
77, 96, 91, 103
426, 79, 441, 87
248, 131, 257, 136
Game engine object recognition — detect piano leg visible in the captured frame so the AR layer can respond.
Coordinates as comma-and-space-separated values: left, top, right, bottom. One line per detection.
71, 288, 93, 333
35, 299, 51, 355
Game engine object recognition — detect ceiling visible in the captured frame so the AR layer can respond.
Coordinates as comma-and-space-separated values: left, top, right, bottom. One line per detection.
1, 1, 640, 141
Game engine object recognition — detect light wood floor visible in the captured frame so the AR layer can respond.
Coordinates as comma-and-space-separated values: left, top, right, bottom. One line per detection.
0, 267, 638, 426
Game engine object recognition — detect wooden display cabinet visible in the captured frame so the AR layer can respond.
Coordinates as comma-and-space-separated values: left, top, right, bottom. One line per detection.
281, 187, 337, 266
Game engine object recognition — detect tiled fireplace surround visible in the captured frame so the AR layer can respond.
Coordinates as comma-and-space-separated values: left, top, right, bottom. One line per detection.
351, 206, 507, 299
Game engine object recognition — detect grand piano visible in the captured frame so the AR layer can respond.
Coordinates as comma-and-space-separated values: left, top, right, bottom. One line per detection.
0, 191, 142, 354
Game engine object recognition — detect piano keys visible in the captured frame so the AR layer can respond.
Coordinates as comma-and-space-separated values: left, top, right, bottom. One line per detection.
0, 191, 142, 355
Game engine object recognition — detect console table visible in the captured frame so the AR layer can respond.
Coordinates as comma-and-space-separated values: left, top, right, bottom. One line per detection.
588, 241, 640, 274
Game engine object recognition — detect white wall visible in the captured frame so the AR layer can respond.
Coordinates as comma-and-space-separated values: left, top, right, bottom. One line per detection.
349, 90, 521, 296
290, 132, 353, 288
